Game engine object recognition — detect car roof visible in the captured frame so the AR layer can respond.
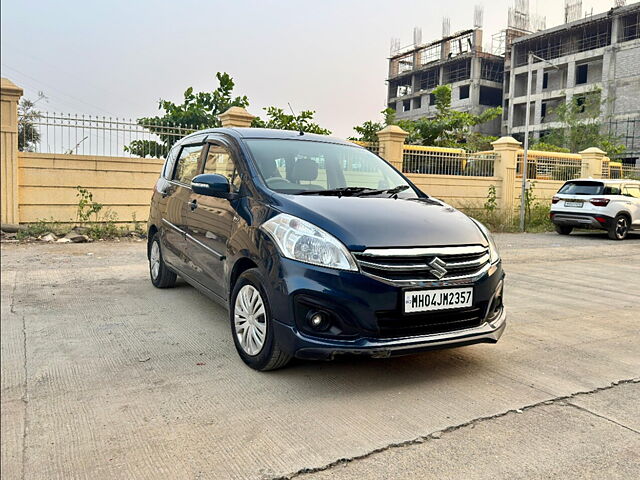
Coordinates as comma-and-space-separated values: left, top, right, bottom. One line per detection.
566, 178, 640, 184
180, 127, 356, 146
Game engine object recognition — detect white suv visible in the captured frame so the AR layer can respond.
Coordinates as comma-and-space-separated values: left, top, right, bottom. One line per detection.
550, 179, 640, 240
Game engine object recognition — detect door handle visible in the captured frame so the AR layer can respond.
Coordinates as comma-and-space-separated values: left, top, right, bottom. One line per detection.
188, 199, 198, 211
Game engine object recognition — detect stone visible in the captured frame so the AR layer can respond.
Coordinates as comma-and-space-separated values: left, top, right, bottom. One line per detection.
56, 238, 72, 243
41, 233, 57, 243
64, 232, 89, 243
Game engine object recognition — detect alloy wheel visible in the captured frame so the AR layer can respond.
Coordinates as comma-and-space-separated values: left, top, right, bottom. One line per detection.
615, 217, 628, 239
234, 285, 267, 356
150, 241, 161, 280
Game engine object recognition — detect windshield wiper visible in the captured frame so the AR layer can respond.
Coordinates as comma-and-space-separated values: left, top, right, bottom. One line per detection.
297, 187, 374, 197
355, 185, 410, 197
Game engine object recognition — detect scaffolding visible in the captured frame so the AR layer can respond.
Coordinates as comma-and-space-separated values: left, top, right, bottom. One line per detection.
443, 58, 471, 83
419, 68, 440, 90
514, 16, 611, 66
620, 10, 640, 42
480, 59, 504, 83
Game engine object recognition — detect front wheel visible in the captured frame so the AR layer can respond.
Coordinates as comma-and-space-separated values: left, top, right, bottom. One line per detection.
608, 214, 629, 240
230, 269, 292, 371
555, 225, 573, 235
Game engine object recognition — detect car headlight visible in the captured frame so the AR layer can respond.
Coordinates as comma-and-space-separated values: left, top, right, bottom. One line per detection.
471, 219, 500, 265
261, 213, 357, 271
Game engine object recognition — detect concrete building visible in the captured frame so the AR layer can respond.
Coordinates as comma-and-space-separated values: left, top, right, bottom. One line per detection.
387, 28, 505, 137
504, 2, 640, 159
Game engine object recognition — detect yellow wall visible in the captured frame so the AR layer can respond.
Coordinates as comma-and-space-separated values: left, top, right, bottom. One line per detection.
18, 152, 163, 224
406, 174, 501, 208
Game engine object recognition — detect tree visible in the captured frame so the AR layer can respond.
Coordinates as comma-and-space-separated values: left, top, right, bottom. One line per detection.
349, 108, 396, 143
397, 85, 502, 149
530, 88, 626, 156
251, 107, 331, 135
125, 72, 249, 157
18, 97, 44, 152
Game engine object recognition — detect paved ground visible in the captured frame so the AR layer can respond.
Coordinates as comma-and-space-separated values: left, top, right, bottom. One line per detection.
1, 231, 639, 479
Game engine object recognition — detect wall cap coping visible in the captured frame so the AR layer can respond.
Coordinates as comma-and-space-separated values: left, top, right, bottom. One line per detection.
579, 147, 607, 155
491, 136, 522, 147
376, 125, 409, 141
0, 78, 23, 97
219, 106, 256, 127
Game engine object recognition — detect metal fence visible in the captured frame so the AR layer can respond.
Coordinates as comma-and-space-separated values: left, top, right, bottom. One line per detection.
402, 146, 497, 177
18, 112, 199, 158
516, 151, 583, 181
351, 141, 383, 157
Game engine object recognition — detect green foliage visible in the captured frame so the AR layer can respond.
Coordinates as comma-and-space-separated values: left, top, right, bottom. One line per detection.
484, 185, 498, 213
127, 72, 249, 157
461, 183, 554, 233
76, 187, 103, 223
251, 107, 331, 135
18, 97, 44, 152
396, 85, 501, 149
538, 88, 626, 155
85, 210, 121, 239
349, 108, 397, 143
16, 219, 64, 240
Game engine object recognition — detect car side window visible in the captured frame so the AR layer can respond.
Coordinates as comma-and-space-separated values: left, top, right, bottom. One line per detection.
622, 185, 640, 199
163, 146, 180, 179
203, 144, 242, 192
603, 184, 621, 195
173, 144, 204, 185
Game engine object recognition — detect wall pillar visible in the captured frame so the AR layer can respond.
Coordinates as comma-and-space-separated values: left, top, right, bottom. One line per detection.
219, 106, 256, 128
580, 147, 607, 179
1, 78, 23, 227
491, 136, 522, 215
377, 125, 409, 171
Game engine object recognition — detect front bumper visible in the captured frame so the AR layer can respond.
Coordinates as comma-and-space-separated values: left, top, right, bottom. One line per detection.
263, 254, 506, 360
273, 307, 506, 360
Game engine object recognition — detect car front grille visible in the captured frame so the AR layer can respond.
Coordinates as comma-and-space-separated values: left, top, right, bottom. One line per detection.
375, 305, 486, 338
352, 245, 490, 285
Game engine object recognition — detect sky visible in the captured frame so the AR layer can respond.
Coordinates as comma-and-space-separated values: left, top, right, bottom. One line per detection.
1, 0, 620, 138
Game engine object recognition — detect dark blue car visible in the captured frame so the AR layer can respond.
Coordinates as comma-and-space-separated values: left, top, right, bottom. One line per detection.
147, 128, 506, 370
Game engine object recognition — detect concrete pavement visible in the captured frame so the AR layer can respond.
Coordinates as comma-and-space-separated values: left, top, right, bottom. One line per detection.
1, 232, 639, 479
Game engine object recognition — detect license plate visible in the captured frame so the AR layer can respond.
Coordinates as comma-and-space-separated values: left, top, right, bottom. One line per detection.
404, 287, 473, 313
564, 201, 583, 208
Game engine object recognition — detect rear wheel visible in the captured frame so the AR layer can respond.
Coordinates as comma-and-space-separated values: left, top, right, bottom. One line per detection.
149, 234, 177, 288
555, 225, 573, 235
608, 214, 629, 240
230, 269, 291, 371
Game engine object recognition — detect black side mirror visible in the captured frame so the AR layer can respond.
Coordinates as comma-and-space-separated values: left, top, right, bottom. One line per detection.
191, 174, 234, 199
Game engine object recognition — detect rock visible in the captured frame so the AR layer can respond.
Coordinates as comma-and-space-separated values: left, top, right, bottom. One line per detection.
56, 238, 72, 243
64, 232, 89, 243
41, 233, 58, 243
431, 431, 443, 439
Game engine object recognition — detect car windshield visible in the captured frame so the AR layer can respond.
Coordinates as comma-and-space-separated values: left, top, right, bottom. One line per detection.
558, 181, 604, 195
245, 139, 415, 197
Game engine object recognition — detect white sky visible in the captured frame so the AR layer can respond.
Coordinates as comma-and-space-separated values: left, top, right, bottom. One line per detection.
0, 0, 622, 137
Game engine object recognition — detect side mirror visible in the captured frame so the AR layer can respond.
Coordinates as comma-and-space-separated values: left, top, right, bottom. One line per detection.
191, 174, 233, 199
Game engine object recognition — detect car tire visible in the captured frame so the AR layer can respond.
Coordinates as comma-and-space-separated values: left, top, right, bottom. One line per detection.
608, 214, 629, 240
149, 234, 177, 288
230, 269, 292, 371
555, 225, 573, 235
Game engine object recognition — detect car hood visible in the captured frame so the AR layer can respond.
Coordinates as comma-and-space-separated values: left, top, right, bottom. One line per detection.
272, 195, 487, 250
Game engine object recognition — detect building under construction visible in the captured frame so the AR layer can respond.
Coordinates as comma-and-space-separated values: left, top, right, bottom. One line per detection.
386, 1, 640, 160
503, 1, 640, 160
387, 12, 505, 137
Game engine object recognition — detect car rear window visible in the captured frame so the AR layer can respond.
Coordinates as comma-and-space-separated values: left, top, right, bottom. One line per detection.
558, 181, 603, 195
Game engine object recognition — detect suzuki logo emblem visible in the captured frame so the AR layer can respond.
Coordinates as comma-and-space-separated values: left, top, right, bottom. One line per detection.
428, 257, 448, 279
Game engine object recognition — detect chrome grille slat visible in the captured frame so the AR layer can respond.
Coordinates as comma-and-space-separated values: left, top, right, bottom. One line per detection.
352, 245, 490, 285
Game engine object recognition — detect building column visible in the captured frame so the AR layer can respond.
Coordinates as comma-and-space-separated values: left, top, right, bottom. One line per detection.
491, 136, 522, 216
219, 106, 256, 128
377, 125, 409, 171
580, 147, 607, 179
1, 78, 23, 227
